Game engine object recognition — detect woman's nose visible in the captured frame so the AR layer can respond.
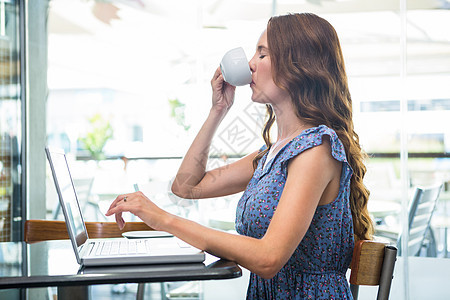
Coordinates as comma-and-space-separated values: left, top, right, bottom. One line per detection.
249, 58, 255, 72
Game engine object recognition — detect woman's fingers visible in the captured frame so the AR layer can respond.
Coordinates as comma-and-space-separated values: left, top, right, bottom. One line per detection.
108, 194, 128, 210
211, 66, 236, 113
106, 194, 131, 229
213, 66, 221, 78
106, 193, 131, 215
106, 191, 165, 231
115, 212, 125, 230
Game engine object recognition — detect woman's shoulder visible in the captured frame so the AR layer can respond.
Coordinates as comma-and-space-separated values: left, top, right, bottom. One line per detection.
280, 125, 347, 163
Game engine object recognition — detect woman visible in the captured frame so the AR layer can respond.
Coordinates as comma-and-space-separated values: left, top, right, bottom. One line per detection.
107, 13, 373, 299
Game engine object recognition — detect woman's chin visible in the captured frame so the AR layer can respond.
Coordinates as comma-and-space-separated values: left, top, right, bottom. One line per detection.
250, 96, 266, 104
250, 92, 261, 103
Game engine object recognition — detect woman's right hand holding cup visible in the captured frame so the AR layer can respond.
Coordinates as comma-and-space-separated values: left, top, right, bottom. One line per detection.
211, 47, 252, 115
210, 66, 236, 115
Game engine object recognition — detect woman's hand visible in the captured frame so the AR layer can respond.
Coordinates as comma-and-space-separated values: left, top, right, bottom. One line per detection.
105, 191, 170, 231
211, 67, 236, 114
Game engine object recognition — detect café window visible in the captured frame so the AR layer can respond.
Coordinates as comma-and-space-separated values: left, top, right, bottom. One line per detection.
0, 0, 22, 242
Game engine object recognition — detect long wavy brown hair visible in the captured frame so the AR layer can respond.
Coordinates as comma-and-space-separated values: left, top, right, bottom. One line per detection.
253, 13, 373, 241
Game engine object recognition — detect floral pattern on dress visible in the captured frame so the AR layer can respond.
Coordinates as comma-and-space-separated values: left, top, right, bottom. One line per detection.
236, 125, 355, 299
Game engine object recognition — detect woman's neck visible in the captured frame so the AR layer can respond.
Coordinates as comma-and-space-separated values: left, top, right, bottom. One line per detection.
262, 105, 312, 169
271, 103, 311, 142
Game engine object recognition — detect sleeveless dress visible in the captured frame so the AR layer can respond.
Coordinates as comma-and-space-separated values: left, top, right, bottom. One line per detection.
235, 125, 355, 299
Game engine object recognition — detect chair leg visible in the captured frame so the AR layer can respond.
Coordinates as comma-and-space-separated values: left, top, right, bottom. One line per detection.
350, 284, 359, 300
426, 228, 438, 257
136, 283, 145, 300
161, 282, 168, 300
52, 203, 61, 220
444, 227, 449, 258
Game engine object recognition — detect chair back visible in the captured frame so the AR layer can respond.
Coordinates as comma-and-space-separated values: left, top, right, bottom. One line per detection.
350, 240, 397, 300
24, 219, 153, 243
52, 177, 95, 219
73, 177, 95, 206
400, 183, 443, 256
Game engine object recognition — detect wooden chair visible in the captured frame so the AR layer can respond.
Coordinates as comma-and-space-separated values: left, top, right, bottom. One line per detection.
350, 240, 398, 300
24, 220, 154, 300
24, 220, 153, 243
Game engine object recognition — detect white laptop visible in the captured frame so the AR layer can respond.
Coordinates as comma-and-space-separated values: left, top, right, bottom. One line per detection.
45, 147, 205, 267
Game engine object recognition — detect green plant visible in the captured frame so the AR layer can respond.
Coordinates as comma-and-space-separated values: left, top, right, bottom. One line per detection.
79, 114, 113, 160
168, 98, 190, 131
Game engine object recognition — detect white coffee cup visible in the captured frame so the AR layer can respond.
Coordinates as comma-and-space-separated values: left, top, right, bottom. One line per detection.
220, 47, 252, 86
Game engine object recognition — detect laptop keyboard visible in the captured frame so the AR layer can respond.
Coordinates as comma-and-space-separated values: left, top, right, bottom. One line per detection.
91, 239, 150, 256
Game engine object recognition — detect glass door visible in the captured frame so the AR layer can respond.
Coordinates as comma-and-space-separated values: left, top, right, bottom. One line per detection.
0, 0, 22, 242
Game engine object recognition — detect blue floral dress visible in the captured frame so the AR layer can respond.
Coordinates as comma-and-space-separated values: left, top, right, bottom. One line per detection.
235, 125, 354, 299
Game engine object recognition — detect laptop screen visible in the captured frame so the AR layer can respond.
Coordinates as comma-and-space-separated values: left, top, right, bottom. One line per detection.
46, 148, 88, 248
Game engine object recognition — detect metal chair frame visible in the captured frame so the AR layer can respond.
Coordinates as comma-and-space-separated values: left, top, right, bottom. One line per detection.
350, 240, 398, 300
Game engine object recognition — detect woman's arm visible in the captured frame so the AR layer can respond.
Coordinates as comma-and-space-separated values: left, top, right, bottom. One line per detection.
107, 140, 341, 279
171, 67, 255, 199
171, 110, 257, 199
